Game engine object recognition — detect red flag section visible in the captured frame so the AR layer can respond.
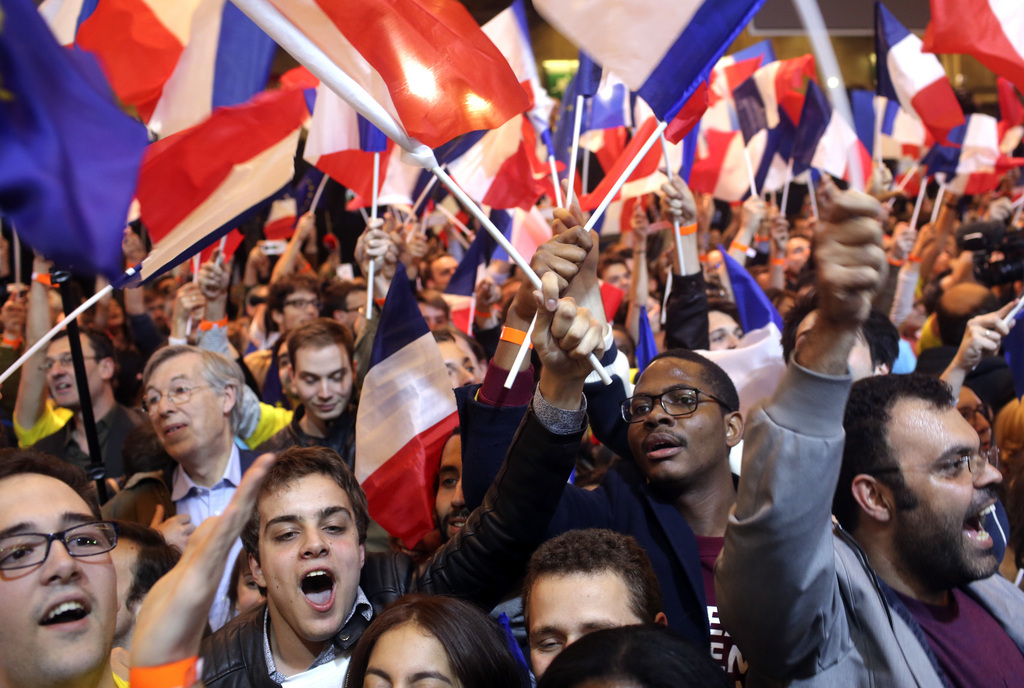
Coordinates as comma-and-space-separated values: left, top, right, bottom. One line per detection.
580, 117, 663, 211
924, 0, 1024, 94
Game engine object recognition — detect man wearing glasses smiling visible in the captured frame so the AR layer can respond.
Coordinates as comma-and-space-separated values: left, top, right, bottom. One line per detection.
0, 451, 119, 688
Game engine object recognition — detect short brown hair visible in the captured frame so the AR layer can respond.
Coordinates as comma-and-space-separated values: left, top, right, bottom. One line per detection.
241, 446, 369, 564
286, 317, 355, 364
0, 450, 100, 518
522, 529, 662, 626
267, 274, 320, 314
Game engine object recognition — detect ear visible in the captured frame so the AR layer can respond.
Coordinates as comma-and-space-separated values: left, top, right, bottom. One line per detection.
270, 309, 284, 329
221, 383, 238, 416
332, 309, 345, 322
724, 412, 744, 448
654, 612, 668, 627
249, 552, 266, 588
874, 362, 891, 376
359, 543, 366, 571
98, 356, 116, 382
851, 474, 892, 524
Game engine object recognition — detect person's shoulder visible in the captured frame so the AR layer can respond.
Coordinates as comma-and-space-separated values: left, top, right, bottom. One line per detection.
360, 551, 416, 612
201, 606, 267, 688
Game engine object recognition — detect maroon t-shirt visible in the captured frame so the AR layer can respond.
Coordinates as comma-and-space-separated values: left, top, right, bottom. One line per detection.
896, 587, 1024, 688
697, 535, 746, 686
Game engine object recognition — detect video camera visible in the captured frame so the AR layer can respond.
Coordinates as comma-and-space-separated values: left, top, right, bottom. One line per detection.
957, 220, 1024, 286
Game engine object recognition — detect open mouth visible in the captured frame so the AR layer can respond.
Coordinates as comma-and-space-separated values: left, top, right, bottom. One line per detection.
40, 600, 89, 626
964, 505, 994, 545
644, 433, 684, 460
300, 570, 336, 611
162, 423, 186, 437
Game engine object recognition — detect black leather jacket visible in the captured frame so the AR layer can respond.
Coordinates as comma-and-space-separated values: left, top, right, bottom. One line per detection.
200, 407, 584, 688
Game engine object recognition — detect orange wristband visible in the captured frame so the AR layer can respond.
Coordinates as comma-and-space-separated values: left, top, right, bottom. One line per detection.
198, 316, 228, 331
499, 325, 532, 348
888, 256, 904, 267
771, 258, 786, 267
908, 254, 923, 263
130, 657, 198, 688
475, 307, 497, 318
729, 240, 751, 254
677, 223, 697, 236
698, 253, 709, 263
31, 272, 52, 287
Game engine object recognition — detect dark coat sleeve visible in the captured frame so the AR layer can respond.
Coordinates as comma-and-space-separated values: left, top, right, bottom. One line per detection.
664, 271, 710, 351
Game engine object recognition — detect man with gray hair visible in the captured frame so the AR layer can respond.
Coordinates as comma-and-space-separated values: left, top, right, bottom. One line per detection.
140, 345, 264, 629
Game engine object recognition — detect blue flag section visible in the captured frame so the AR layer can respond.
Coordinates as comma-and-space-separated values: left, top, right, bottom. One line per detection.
1005, 309, 1024, 400
720, 247, 783, 333
791, 81, 832, 177
576, 51, 602, 98
0, 0, 149, 280
636, 305, 658, 373
444, 229, 496, 297
211, 2, 277, 111
370, 262, 429, 366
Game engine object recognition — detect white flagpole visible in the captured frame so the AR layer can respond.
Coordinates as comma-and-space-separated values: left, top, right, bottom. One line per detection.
582, 147, 592, 196
412, 173, 439, 216
431, 165, 611, 385
564, 94, 585, 208
366, 151, 381, 321
743, 146, 759, 198
547, 155, 563, 207
930, 181, 946, 225
503, 313, 536, 389
11, 229, 21, 285
873, 95, 885, 165
659, 132, 689, 275
808, 179, 819, 220
310, 173, 329, 212
779, 159, 794, 216
584, 120, 669, 231
908, 178, 928, 230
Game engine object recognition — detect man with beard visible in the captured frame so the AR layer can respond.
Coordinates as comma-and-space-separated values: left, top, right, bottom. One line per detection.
716, 186, 1024, 685
435, 429, 468, 542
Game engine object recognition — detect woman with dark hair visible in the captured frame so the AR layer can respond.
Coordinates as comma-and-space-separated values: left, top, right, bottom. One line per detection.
536, 624, 729, 688
345, 595, 527, 688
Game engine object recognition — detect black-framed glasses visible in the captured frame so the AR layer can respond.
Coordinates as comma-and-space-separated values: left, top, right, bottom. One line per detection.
620, 387, 731, 424
141, 384, 209, 415
0, 522, 118, 571
867, 447, 1001, 478
40, 354, 97, 371
284, 297, 320, 311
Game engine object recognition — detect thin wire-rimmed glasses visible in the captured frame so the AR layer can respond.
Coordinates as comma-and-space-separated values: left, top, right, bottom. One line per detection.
141, 384, 209, 415
0, 522, 118, 571
620, 387, 732, 424
866, 447, 1001, 478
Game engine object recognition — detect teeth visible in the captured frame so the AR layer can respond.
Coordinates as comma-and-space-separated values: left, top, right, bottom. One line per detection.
306, 571, 327, 579
46, 601, 84, 621
980, 505, 996, 520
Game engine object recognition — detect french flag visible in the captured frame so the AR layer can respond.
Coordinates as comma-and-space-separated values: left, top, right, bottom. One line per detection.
875, 1, 965, 147
791, 82, 872, 188
443, 229, 496, 334
355, 262, 459, 548
690, 129, 755, 202
46, 0, 275, 135
924, 0, 1024, 94
998, 77, 1024, 155
580, 117, 666, 210
446, 115, 546, 210
263, 195, 297, 241
490, 206, 552, 265
703, 42, 772, 133
303, 83, 391, 208
128, 88, 309, 285
261, 0, 529, 150
535, 0, 765, 122
921, 114, 1024, 195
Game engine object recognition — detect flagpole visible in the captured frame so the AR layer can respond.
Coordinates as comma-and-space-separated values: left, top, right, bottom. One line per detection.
412, 174, 439, 216
584, 120, 669, 232
873, 95, 884, 165
807, 179, 820, 220
366, 151, 382, 322
430, 164, 612, 385
930, 181, 946, 225
547, 154, 563, 207
891, 163, 918, 194
791, 0, 865, 192
659, 131, 690, 275
503, 313, 536, 389
564, 94, 585, 208
310, 174, 329, 212
743, 146, 759, 198
908, 177, 927, 230
11, 228, 21, 285
780, 159, 794, 216
582, 147, 591, 195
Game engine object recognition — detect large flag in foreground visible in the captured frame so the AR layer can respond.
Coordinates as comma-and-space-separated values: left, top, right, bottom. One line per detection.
356, 262, 459, 548
924, 0, 1024, 94
130, 88, 308, 284
534, 0, 766, 122
0, 0, 149, 280
262, 0, 528, 149
875, 1, 964, 147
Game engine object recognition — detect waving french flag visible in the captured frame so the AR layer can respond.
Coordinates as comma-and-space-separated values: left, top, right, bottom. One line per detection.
535, 0, 765, 123
875, 2, 964, 147
921, 114, 1024, 195
924, 0, 1024, 94
356, 262, 459, 548
792, 82, 871, 188
444, 229, 497, 334
703, 41, 774, 133
128, 88, 308, 285
446, 115, 546, 210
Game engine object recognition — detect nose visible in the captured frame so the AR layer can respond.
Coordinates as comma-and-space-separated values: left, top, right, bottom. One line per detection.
642, 400, 674, 428
320, 378, 331, 398
302, 528, 329, 557
41, 538, 83, 585
975, 458, 1003, 488
451, 480, 465, 509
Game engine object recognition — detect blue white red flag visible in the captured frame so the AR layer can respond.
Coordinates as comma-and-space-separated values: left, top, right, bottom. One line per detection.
792, 82, 871, 187
303, 83, 392, 208
45, 0, 275, 136
690, 130, 755, 202
850, 90, 899, 158
875, 1, 965, 147
535, 0, 765, 122
489, 206, 552, 265
635, 305, 658, 373
924, 0, 1024, 94
0, 0, 149, 280
263, 195, 297, 241
356, 262, 459, 548
444, 229, 496, 333
997, 78, 1024, 155
921, 114, 1024, 195
703, 46, 769, 133
127, 88, 308, 285
446, 115, 546, 210
262, 0, 528, 150
721, 248, 782, 332
580, 117, 666, 210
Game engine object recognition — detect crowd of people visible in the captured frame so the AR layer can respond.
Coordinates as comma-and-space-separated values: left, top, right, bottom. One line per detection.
1, 151, 1024, 688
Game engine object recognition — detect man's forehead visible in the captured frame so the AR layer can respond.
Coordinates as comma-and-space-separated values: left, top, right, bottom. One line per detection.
150, 354, 202, 383
0, 474, 95, 531
293, 342, 349, 372
635, 357, 705, 393
888, 397, 979, 460
259, 473, 354, 520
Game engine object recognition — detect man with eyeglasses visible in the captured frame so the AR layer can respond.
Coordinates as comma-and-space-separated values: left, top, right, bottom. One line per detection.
244, 274, 321, 407
15, 327, 146, 480
716, 184, 1024, 685
0, 450, 120, 688
140, 345, 263, 630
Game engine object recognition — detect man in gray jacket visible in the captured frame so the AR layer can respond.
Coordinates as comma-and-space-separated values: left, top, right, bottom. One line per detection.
716, 182, 1024, 686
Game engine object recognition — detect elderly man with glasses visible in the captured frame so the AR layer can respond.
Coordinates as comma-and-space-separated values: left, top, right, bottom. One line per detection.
0, 451, 120, 688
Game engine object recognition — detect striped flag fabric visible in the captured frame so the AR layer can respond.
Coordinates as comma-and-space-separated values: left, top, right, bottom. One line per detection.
443, 229, 496, 334
303, 83, 392, 207
535, 0, 766, 122
920, 114, 1024, 195
263, 0, 529, 149
875, 1, 965, 147
355, 262, 459, 548
446, 115, 546, 210
690, 129, 758, 202
635, 305, 658, 373
0, 0, 150, 281
263, 195, 297, 241
924, 0, 1024, 94
127, 88, 308, 285
791, 82, 872, 188
580, 117, 666, 210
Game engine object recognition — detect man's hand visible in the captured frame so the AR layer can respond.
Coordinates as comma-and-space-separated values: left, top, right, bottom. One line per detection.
796, 181, 887, 375
122, 229, 147, 266
171, 283, 205, 339
950, 302, 1017, 374
149, 506, 195, 553
533, 272, 606, 409
660, 177, 697, 227
197, 258, 229, 302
